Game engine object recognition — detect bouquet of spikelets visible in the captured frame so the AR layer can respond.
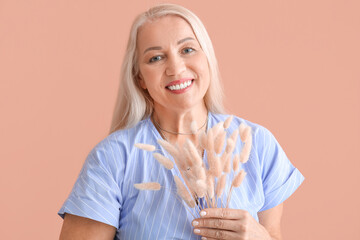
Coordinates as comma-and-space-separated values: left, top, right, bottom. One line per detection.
134, 116, 252, 217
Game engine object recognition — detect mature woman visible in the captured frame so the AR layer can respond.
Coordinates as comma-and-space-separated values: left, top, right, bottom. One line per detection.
58, 4, 304, 240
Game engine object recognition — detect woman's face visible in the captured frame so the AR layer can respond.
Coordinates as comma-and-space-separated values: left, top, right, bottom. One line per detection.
136, 15, 210, 114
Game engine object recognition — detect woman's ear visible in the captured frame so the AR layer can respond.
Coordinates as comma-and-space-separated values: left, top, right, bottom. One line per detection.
137, 73, 147, 90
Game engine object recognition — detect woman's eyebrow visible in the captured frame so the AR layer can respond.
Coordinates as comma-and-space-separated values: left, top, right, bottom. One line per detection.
177, 37, 195, 45
143, 46, 162, 54
143, 37, 196, 54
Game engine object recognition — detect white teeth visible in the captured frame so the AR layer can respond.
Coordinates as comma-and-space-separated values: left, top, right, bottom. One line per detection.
168, 80, 192, 91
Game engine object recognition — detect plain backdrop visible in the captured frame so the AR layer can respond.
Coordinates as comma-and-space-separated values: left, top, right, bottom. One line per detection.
1, 0, 359, 239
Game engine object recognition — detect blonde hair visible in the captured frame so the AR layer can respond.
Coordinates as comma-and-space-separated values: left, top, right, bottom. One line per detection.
109, 3, 225, 134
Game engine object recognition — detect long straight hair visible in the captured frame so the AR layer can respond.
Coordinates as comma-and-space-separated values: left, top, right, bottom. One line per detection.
109, 3, 225, 134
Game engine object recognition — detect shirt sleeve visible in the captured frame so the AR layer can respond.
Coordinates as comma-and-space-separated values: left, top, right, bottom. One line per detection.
58, 145, 122, 228
256, 126, 305, 212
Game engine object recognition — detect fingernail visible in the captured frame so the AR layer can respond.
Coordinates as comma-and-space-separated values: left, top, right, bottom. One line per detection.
201, 237, 207, 240
192, 221, 199, 226
200, 210, 207, 217
194, 229, 200, 233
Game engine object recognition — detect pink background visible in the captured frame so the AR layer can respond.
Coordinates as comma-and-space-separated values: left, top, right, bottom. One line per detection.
1, 0, 359, 239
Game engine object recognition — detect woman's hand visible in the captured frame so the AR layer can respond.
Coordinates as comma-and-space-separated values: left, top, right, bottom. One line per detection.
192, 208, 272, 240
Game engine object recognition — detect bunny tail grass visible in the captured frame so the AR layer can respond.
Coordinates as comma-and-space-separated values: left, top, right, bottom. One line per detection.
239, 124, 251, 142
185, 138, 202, 167
239, 134, 252, 163
206, 129, 215, 152
194, 179, 207, 198
232, 153, 241, 172
215, 174, 227, 197
158, 139, 187, 171
223, 155, 232, 173
190, 121, 198, 134
220, 152, 230, 172
157, 139, 179, 157
134, 182, 161, 190
229, 128, 239, 144
199, 131, 208, 149
223, 115, 233, 129
232, 169, 247, 187
134, 143, 156, 152
193, 165, 207, 181
214, 131, 226, 154
212, 121, 224, 137
153, 153, 174, 170
225, 138, 235, 154
174, 176, 196, 208
206, 175, 215, 199
214, 156, 223, 177
226, 170, 247, 207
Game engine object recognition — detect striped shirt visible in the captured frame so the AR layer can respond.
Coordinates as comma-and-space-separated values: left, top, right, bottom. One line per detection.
58, 112, 304, 239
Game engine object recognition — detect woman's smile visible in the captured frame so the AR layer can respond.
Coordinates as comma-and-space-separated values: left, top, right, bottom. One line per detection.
166, 79, 194, 93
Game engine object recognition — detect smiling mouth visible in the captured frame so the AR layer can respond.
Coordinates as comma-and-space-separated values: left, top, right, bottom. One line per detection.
166, 80, 193, 91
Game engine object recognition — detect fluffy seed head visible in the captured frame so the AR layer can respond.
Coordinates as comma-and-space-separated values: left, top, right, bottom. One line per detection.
174, 176, 195, 208
214, 130, 226, 154
190, 121, 198, 134
206, 129, 215, 153
212, 122, 224, 137
239, 124, 251, 142
206, 175, 215, 198
239, 123, 246, 141
223, 155, 232, 173
157, 139, 187, 170
185, 138, 202, 167
232, 170, 247, 188
134, 143, 156, 152
224, 115, 233, 129
194, 179, 207, 198
153, 153, 174, 170
229, 128, 239, 145
220, 152, 230, 172
215, 174, 227, 197
134, 182, 161, 190
183, 147, 194, 168
233, 153, 241, 172
239, 134, 252, 163
225, 138, 235, 154
199, 131, 208, 149
157, 139, 178, 156
208, 153, 222, 177
193, 165, 207, 180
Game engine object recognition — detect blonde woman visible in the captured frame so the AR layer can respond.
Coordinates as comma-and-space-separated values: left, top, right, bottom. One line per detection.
58, 4, 304, 240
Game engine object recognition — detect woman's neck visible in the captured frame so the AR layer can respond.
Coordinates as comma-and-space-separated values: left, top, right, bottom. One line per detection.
151, 103, 208, 145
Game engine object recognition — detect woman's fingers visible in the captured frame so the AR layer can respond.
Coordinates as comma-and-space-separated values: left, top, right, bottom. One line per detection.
199, 208, 249, 220
192, 218, 239, 232
192, 208, 268, 240
193, 227, 240, 240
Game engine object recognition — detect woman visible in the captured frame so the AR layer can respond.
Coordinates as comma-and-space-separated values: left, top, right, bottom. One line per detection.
58, 4, 304, 240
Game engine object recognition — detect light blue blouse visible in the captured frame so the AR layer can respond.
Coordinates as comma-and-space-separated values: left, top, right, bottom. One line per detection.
58, 112, 304, 239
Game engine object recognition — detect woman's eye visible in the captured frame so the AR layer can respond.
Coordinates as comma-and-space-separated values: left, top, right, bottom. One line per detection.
182, 48, 195, 54
149, 55, 162, 63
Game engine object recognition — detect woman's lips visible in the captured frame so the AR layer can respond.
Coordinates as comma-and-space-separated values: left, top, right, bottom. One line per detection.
166, 79, 193, 91
166, 78, 193, 87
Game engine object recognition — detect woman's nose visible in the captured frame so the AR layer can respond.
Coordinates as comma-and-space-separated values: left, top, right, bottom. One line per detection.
165, 55, 186, 76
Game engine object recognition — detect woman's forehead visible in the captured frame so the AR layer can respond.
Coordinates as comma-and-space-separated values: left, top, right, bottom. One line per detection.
137, 15, 196, 51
